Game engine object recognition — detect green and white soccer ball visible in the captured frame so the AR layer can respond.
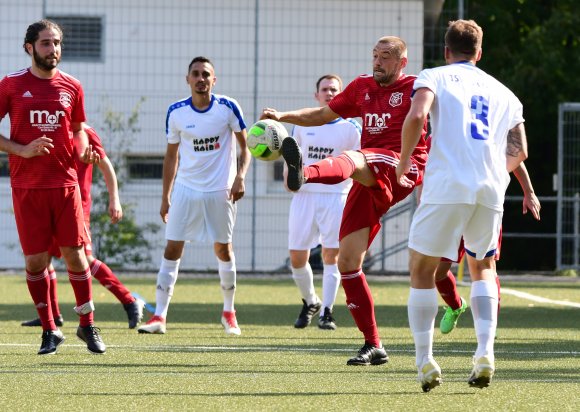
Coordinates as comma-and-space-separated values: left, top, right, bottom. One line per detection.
247, 119, 286, 161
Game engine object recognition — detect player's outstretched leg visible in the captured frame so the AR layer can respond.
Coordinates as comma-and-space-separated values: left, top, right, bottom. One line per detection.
123, 298, 145, 329
440, 297, 467, 334
281, 137, 304, 191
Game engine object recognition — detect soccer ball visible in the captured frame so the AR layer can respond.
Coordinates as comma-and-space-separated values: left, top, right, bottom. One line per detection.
247, 119, 286, 161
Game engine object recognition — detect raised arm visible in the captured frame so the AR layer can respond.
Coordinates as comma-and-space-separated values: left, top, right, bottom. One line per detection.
261, 105, 338, 127
96, 156, 123, 224
396, 87, 434, 187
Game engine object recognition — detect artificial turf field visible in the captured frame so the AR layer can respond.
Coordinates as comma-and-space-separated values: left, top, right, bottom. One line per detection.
0, 273, 578, 411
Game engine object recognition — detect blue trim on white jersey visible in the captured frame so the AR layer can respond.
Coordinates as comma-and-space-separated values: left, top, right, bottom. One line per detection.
217, 95, 247, 130
346, 118, 362, 134
165, 96, 191, 135
189, 95, 215, 114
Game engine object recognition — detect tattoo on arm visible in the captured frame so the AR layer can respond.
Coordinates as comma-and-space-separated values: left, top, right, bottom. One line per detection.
507, 125, 523, 157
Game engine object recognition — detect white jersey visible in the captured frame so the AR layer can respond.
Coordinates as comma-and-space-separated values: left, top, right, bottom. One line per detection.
166, 93, 246, 192
292, 118, 361, 194
414, 62, 524, 211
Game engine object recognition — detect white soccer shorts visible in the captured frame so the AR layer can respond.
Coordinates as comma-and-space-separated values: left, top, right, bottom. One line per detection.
288, 192, 346, 250
165, 182, 236, 244
408, 203, 503, 261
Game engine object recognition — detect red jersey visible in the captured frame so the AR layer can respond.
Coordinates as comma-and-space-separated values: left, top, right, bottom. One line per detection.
329, 74, 428, 166
0, 68, 86, 188
77, 126, 107, 217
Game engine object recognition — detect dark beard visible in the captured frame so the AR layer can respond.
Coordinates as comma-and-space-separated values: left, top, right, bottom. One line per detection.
32, 47, 60, 71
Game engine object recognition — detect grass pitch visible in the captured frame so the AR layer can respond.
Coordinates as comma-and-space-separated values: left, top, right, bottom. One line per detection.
0, 274, 578, 411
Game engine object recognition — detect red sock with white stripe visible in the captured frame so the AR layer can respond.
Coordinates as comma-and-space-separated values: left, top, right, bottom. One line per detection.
26, 268, 56, 330
304, 154, 356, 184
48, 268, 62, 318
68, 268, 94, 327
435, 270, 462, 310
91, 259, 134, 305
341, 269, 381, 347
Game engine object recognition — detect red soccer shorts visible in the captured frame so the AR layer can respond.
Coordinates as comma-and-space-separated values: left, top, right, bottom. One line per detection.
48, 213, 92, 258
339, 148, 425, 247
12, 186, 89, 256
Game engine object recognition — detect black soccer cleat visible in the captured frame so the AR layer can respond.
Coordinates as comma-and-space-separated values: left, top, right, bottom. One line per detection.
346, 342, 389, 366
294, 298, 322, 328
318, 307, 337, 330
281, 137, 305, 192
76, 325, 106, 354
38, 329, 65, 355
123, 298, 145, 329
22, 314, 64, 327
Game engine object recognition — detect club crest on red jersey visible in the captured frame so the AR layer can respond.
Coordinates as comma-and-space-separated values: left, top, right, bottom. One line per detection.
59, 92, 72, 108
389, 92, 403, 107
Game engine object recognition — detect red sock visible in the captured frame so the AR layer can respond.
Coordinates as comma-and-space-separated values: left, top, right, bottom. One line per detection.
495, 275, 501, 315
341, 269, 381, 347
26, 269, 56, 330
48, 269, 61, 318
304, 153, 355, 184
91, 259, 134, 305
435, 271, 462, 310
68, 268, 94, 327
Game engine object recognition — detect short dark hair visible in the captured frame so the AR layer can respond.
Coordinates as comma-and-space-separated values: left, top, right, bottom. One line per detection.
188, 56, 214, 72
445, 19, 483, 58
23, 19, 63, 55
315, 74, 343, 92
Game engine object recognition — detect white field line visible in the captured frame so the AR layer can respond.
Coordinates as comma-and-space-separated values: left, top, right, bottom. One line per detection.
458, 282, 580, 308
501, 288, 580, 308
0, 342, 578, 355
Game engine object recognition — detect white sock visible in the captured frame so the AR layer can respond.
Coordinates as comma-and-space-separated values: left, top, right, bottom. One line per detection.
408, 288, 439, 367
321, 264, 340, 315
155, 257, 180, 318
218, 257, 236, 312
471, 280, 498, 360
291, 263, 317, 305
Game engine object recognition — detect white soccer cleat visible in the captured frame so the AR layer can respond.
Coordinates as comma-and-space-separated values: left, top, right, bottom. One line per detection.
221, 311, 241, 336
468, 356, 495, 388
137, 315, 166, 334
418, 358, 442, 392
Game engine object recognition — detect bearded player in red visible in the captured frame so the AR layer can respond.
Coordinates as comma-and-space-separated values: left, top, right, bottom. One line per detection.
20, 125, 145, 331
0, 20, 105, 355
262, 36, 428, 365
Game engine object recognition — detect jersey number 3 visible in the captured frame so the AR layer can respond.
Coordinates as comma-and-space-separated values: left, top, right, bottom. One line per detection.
470, 95, 489, 140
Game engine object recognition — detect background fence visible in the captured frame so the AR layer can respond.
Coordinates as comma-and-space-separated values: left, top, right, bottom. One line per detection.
0, 0, 424, 272
1, 1, 577, 273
